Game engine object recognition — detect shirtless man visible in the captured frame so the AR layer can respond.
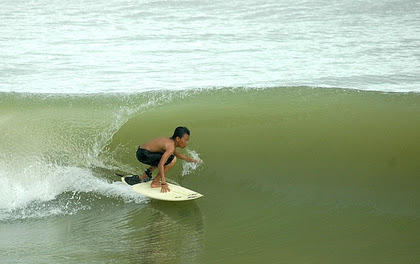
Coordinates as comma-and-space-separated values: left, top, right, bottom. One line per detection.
123, 127, 201, 193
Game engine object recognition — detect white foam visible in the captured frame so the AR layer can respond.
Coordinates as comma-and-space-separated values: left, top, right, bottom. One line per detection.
0, 158, 147, 221
181, 149, 203, 177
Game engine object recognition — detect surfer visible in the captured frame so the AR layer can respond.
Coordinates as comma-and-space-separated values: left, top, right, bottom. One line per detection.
123, 126, 202, 193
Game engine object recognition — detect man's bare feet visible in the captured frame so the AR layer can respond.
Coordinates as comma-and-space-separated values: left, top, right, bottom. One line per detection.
151, 181, 161, 188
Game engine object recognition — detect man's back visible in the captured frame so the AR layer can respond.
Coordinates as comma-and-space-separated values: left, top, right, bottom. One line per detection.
140, 137, 175, 154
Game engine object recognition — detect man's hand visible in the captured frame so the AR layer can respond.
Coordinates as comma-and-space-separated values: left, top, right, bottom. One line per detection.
160, 183, 171, 193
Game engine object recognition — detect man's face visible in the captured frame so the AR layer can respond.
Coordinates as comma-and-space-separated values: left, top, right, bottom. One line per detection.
178, 134, 189, 149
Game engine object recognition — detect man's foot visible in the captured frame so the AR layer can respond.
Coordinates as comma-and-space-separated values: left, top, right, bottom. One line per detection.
124, 175, 141, 185
124, 174, 152, 185
151, 181, 161, 188
139, 168, 153, 183
140, 175, 152, 183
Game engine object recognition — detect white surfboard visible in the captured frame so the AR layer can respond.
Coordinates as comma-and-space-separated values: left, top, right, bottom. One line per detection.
121, 175, 203, 201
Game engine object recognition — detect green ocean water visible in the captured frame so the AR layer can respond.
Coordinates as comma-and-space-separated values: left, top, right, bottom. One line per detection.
1, 87, 419, 263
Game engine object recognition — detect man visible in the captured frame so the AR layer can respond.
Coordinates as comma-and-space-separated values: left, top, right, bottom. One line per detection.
124, 126, 201, 193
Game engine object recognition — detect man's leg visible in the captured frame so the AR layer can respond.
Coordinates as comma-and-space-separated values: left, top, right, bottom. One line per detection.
139, 166, 156, 180
151, 156, 177, 188
124, 166, 157, 185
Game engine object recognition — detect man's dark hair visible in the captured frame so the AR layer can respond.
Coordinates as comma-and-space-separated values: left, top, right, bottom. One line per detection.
170, 126, 190, 140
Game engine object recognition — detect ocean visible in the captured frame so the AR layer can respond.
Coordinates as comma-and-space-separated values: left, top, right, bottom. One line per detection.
1, 0, 419, 263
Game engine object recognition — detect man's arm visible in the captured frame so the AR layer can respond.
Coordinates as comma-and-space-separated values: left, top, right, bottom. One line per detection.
174, 150, 201, 163
158, 148, 175, 184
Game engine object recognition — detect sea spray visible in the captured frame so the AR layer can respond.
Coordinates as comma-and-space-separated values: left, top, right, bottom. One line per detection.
181, 149, 203, 177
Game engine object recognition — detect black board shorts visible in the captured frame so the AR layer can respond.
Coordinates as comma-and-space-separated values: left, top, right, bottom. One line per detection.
136, 148, 175, 167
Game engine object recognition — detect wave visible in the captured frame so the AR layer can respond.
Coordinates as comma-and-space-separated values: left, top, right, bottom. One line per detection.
1, 87, 419, 221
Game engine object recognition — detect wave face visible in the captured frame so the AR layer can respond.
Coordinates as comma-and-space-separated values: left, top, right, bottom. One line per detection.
1, 87, 419, 262
1, 87, 419, 218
